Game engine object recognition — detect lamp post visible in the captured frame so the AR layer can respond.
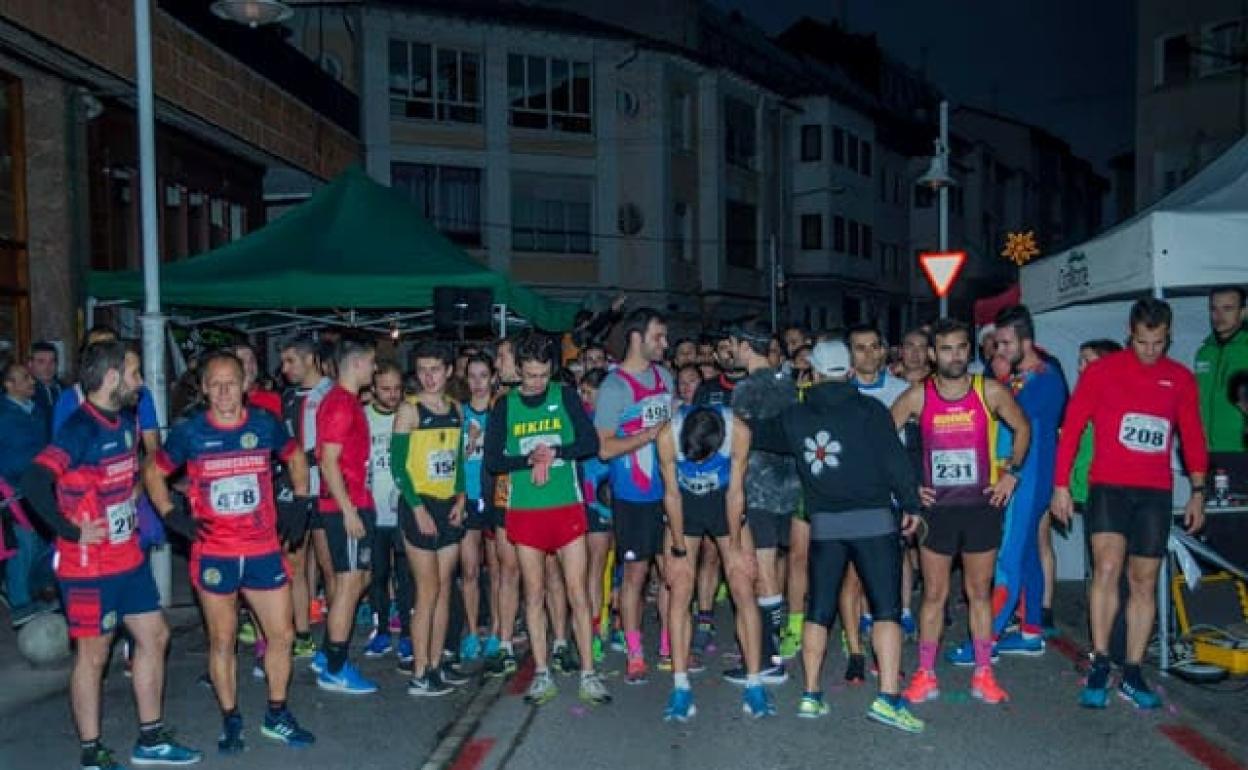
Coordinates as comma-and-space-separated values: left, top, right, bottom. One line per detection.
917, 100, 955, 318
210, 0, 294, 27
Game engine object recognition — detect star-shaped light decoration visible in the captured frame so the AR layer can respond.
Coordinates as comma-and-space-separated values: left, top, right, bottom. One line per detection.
1001, 231, 1040, 266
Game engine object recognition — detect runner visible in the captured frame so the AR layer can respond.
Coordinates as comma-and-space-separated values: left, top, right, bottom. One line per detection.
457, 353, 495, 664
278, 335, 335, 660
392, 341, 467, 696
891, 318, 1030, 706
657, 401, 771, 720
693, 332, 744, 407
484, 333, 611, 705
594, 308, 674, 684
482, 341, 523, 679
577, 367, 615, 662
312, 335, 379, 694
724, 322, 800, 684
145, 351, 316, 753
363, 361, 413, 664
1196, 286, 1248, 453
1051, 298, 1207, 709
22, 341, 202, 769
750, 341, 924, 732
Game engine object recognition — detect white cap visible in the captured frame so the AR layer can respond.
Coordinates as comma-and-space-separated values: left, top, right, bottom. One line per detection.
977, 324, 996, 346
810, 340, 851, 377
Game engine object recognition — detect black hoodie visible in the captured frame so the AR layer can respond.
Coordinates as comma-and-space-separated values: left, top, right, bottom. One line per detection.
752, 380, 919, 536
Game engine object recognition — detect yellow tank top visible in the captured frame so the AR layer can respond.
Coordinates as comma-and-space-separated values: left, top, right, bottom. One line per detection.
404, 398, 462, 500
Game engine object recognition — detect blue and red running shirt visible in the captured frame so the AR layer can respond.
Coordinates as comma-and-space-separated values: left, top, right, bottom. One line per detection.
155, 408, 297, 558
33, 402, 142, 580
315, 384, 372, 514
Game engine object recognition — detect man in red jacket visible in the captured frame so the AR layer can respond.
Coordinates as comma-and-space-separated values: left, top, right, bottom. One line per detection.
1051, 298, 1207, 710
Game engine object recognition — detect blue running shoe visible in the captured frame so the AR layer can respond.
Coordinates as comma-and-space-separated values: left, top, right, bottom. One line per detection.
997, 631, 1045, 657
460, 633, 482, 662
397, 637, 414, 666
81, 743, 126, 770
217, 713, 244, 755
365, 632, 393, 658
1079, 684, 1109, 709
262, 708, 316, 748
131, 731, 203, 766
1118, 681, 1162, 710
483, 635, 501, 659
609, 629, 627, 653
309, 650, 326, 674
945, 640, 999, 667
742, 685, 776, 718
317, 662, 379, 695
663, 688, 697, 722
900, 609, 917, 638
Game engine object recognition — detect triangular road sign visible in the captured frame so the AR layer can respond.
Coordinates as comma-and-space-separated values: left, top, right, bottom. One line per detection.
919, 251, 967, 298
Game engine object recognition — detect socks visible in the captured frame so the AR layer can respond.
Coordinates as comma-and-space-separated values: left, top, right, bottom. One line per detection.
137, 720, 164, 747
267, 700, 286, 717
697, 610, 714, 627
918, 641, 938, 672
673, 672, 691, 690
1123, 663, 1148, 690
747, 674, 762, 687
222, 706, 240, 720
879, 692, 902, 708
802, 689, 822, 700
786, 612, 804, 637
973, 638, 994, 668
553, 638, 568, 652
759, 595, 784, 664
502, 640, 514, 654
625, 630, 643, 658
324, 640, 348, 675
1087, 653, 1111, 689
296, 630, 311, 643
80, 739, 102, 765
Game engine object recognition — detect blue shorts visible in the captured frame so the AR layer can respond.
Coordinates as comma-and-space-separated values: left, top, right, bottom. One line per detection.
60, 561, 161, 639
191, 551, 289, 595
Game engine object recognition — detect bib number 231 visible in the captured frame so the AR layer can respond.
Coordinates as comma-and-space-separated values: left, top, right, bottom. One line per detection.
931, 449, 978, 487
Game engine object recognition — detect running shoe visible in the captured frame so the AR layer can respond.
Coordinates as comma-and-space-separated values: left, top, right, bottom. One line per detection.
460, 633, 482, 663
844, 654, 866, 684
309, 651, 326, 674
657, 654, 674, 672
578, 672, 612, 705
292, 637, 317, 659
440, 661, 471, 687
626, 655, 648, 685
797, 693, 829, 719
997, 630, 1045, 657
217, 713, 245, 755
397, 656, 415, 676
721, 665, 748, 686
252, 658, 266, 681
261, 708, 316, 748
945, 639, 999, 667
970, 667, 1009, 704
688, 651, 707, 675
1118, 681, 1162, 710
759, 663, 788, 685
591, 635, 605, 663
525, 670, 559, 705
1079, 684, 1109, 709
388, 603, 402, 634
81, 744, 125, 770
902, 669, 940, 704
237, 618, 257, 645
900, 609, 916, 639
396, 637, 414, 667
553, 642, 580, 675
408, 671, 452, 697
609, 629, 627, 653
316, 662, 378, 695
130, 730, 203, 766
483, 635, 501, 659
663, 688, 696, 722
778, 628, 802, 659
365, 632, 393, 658
867, 696, 925, 734
692, 619, 715, 656
742, 685, 776, 718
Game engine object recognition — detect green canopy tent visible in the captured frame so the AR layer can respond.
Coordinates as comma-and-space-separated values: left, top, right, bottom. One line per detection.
88, 166, 580, 332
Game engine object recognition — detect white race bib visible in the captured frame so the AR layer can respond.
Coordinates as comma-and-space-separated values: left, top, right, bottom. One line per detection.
681, 472, 721, 496
427, 450, 456, 481
106, 500, 137, 544
640, 397, 671, 428
931, 449, 979, 487
210, 474, 262, 516
1118, 413, 1169, 454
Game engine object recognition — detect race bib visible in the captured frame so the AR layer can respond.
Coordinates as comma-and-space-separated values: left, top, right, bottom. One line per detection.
1119, 413, 1169, 454
931, 449, 979, 487
640, 397, 672, 428
681, 472, 721, 496
427, 450, 456, 481
105, 499, 137, 544
210, 474, 262, 516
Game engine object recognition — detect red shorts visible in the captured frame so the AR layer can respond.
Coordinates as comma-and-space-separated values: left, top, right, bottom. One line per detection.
505, 504, 588, 554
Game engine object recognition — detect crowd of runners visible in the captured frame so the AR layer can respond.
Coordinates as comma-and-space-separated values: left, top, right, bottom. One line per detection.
20, 286, 1241, 768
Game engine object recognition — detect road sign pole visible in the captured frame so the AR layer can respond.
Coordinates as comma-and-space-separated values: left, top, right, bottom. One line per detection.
937, 101, 950, 318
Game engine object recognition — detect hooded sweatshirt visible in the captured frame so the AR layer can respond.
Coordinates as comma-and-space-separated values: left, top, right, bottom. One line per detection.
729, 367, 802, 514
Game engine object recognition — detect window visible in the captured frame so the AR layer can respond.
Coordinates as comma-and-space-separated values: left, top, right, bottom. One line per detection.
800, 214, 822, 250
1202, 21, 1244, 75
832, 127, 844, 164
832, 215, 845, 252
861, 140, 873, 177
511, 173, 592, 253
800, 124, 822, 162
861, 225, 873, 259
847, 219, 860, 256
390, 40, 481, 123
1156, 33, 1191, 86
847, 134, 859, 170
673, 202, 693, 262
392, 163, 483, 246
724, 97, 756, 168
671, 92, 692, 151
725, 199, 757, 268
508, 54, 592, 133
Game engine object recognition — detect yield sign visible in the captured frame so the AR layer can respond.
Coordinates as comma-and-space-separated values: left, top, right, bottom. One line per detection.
919, 251, 967, 298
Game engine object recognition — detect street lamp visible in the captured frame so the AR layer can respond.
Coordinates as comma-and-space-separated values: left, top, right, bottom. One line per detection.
917, 100, 955, 318
210, 0, 293, 27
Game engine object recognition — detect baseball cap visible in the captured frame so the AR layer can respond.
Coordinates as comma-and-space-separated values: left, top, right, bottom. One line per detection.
810, 340, 851, 377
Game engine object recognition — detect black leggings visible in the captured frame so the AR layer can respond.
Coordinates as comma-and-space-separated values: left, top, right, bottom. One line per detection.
806, 534, 902, 628
369, 525, 412, 637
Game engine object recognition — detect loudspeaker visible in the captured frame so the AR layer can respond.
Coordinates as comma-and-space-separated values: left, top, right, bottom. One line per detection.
433, 287, 493, 332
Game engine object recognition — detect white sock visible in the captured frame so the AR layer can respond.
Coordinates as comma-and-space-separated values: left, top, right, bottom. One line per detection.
674, 672, 691, 690
746, 674, 762, 687
502, 640, 514, 654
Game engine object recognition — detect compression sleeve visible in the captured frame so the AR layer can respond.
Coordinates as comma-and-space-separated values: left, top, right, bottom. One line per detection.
389, 433, 424, 509
484, 397, 529, 474
19, 464, 80, 542
556, 385, 600, 462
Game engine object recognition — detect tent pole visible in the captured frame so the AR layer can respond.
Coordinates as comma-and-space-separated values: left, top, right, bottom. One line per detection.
499, 304, 508, 338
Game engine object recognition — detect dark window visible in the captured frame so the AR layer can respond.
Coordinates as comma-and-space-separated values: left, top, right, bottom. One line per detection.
832, 215, 846, 252
862, 225, 873, 259
861, 140, 873, 176
726, 199, 757, 268
848, 219, 860, 256
1161, 34, 1191, 85
800, 124, 822, 162
507, 54, 592, 133
832, 127, 845, 164
800, 213, 822, 250
724, 97, 756, 168
392, 163, 483, 246
847, 134, 859, 170
390, 41, 481, 123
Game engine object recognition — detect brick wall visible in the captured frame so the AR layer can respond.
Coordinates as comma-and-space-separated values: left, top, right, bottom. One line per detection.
0, 0, 358, 179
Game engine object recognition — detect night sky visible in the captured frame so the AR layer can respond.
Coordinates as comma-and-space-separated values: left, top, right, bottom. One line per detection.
715, 0, 1135, 174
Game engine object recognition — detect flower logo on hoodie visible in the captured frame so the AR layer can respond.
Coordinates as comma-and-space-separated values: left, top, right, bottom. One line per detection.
803, 431, 842, 476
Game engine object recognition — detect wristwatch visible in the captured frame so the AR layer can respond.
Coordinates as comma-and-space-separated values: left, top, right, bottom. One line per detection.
670, 545, 688, 558
1004, 463, 1023, 477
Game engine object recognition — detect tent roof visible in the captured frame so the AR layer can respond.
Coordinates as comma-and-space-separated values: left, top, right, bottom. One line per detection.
89, 166, 580, 331
1021, 135, 1248, 313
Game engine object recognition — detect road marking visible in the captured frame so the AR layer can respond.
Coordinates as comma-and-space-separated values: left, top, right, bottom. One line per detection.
1158, 724, 1247, 770
506, 656, 536, 696
1048, 636, 1086, 667
419, 675, 506, 770
448, 737, 496, 770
